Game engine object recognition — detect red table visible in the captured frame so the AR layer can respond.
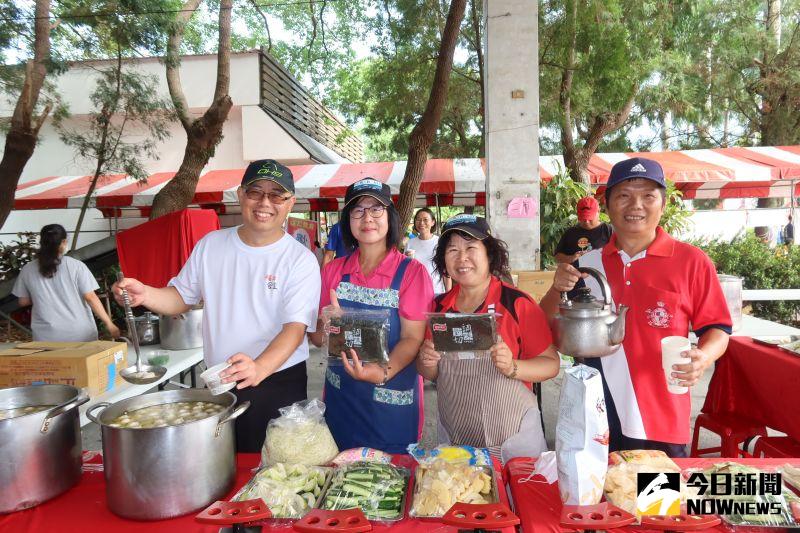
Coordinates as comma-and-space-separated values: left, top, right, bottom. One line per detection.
703, 336, 800, 441
505, 457, 798, 533
0, 453, 516, 533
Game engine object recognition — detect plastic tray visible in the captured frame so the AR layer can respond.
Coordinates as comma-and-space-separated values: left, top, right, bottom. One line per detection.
409, 464, 500, 519
232, 466, 333, 520
316, 464, 409, 523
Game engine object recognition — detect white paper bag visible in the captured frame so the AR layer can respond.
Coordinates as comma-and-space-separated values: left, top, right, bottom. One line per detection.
555, 364, 609, 505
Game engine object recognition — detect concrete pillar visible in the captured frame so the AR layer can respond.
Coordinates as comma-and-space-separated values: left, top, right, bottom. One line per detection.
484, 0, 540, 270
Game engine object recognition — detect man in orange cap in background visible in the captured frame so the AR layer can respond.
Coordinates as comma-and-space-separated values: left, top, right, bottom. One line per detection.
554, 196, 612, 265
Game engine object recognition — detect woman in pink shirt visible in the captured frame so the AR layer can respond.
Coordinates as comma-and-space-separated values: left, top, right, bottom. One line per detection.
310, 178, 433, 453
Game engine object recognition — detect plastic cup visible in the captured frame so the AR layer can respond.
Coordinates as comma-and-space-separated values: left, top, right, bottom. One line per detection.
661, 336, 691, 394
405, 249, 416, 259
200, 362, 236, 395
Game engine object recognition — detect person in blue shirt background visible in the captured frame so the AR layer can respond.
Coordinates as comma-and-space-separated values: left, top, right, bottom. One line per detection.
323, 221, 353, 265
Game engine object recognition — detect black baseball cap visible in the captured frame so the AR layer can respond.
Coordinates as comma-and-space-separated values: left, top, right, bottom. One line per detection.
344, 178, 392, 207
605, 157, 666, 198
241, 159, 295, 194
441, 214, 492, 240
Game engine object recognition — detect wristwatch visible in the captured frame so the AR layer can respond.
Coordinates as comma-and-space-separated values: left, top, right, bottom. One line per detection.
507, 361, 518, 380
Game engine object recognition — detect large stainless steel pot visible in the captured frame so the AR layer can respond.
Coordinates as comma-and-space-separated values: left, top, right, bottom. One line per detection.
0, 384, 89, 514
159, 306, 203, 350
86, 389, 248, 520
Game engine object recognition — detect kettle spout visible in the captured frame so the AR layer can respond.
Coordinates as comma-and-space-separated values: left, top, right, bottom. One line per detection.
607, 304, 629, 345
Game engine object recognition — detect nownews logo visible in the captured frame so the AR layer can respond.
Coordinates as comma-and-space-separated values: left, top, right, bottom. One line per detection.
636, 471, 785, 517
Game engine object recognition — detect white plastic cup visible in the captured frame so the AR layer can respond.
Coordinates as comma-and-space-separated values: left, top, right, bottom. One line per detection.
200, 362, 236, 395
405, 249, 416, 259
661, 336, 691, 394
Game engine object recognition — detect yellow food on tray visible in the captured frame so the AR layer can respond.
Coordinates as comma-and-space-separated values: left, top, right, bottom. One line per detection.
411, 459, 493, 517
604, 450, 683, 515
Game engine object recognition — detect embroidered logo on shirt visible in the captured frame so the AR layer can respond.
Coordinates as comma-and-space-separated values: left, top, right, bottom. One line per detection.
265, 274, 278, 291
645, 301, 673, 328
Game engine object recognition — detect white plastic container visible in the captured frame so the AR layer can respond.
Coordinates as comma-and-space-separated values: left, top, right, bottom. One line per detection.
199, 363, 236, 395
661, 336, 691, 394
717, 274, 743, 332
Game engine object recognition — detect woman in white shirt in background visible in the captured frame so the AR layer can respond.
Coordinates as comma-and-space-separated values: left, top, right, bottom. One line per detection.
406, 208, 451, 295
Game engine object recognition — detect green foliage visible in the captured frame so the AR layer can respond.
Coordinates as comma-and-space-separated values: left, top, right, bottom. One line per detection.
539, 171, 591, 268
659, 180, 693, 236
694, 232, 800, 325
0, 232, 37, 282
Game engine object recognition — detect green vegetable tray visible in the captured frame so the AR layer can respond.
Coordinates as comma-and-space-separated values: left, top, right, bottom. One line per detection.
232, 463, 333, 520
316, 462, 410, 522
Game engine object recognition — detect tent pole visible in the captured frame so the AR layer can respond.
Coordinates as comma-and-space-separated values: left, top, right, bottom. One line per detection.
435, 194, 441, 235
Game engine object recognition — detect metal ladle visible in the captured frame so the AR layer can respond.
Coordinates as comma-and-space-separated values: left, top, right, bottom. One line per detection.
116, 272, 167, 385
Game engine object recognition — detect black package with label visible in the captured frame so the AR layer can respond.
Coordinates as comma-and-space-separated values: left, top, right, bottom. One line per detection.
326, 311, 390, 365
428, 313, 497, 354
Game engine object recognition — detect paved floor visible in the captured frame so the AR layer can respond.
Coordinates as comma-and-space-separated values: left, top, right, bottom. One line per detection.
81, 346, 728, 455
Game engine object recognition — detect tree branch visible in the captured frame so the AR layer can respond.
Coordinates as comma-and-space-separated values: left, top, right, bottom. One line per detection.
213, 0, 233, 103
249, 0, 272, 53
166, 0, 203, 130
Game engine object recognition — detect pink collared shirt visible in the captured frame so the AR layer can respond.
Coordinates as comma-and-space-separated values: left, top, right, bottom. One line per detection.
319, 248, 434, 320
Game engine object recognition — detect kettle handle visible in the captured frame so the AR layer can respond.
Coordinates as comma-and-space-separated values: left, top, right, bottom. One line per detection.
575, 267, 613, 307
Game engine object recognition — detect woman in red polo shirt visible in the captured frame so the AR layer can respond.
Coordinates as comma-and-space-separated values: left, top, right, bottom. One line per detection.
310, 178, 433, 453
417, 214, 560, 460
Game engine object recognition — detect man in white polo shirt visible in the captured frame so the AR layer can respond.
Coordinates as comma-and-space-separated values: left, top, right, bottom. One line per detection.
114, 159, 321, 452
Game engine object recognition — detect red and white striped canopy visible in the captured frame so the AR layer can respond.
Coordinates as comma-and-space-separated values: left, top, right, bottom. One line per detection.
13, 146, 800, 216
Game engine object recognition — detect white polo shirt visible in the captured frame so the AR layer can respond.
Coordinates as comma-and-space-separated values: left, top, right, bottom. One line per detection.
169, 227, 321, 370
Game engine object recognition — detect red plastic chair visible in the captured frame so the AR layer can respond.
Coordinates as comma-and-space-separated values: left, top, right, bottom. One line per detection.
752, 436, 800, 458
690, 413, 768, 457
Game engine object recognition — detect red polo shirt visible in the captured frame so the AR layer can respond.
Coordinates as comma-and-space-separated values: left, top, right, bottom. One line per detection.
431, 276, 554, 390
577, 227, 731, 444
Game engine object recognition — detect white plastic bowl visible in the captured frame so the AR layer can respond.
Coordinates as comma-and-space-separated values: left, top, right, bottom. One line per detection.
199, 362, 236, 395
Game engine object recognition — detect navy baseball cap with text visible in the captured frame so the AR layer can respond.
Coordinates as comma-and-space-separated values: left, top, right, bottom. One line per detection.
344, 178, 392, 207
605, 157, 666, 198
241, 159, 295, 194
441, 214, 492, 240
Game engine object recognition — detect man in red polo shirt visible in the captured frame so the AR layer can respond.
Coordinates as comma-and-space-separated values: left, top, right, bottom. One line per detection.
540, 157, 732, 457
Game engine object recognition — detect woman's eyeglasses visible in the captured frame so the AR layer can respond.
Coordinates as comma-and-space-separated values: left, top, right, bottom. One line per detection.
350, 205, 387, 219
243, 187, 292, 205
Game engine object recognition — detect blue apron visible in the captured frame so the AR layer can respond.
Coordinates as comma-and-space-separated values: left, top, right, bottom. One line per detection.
324, 256, 422, 453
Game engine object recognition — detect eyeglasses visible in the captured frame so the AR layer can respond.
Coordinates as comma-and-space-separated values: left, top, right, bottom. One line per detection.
243, 187, 292, 205
350, 205, 387, 219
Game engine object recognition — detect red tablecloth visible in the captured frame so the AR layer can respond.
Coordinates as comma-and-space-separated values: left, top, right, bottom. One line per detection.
117, 208, 220, 288
703, 336, 800, 441
0, 453, 515, 533
505, 457, 798, 533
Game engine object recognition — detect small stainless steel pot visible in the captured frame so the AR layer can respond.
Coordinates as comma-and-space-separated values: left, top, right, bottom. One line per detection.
159, 307, 203, 350
133, 312, 160, 346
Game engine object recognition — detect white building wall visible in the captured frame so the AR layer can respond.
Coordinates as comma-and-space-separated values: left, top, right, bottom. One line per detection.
0, 51, 315, 246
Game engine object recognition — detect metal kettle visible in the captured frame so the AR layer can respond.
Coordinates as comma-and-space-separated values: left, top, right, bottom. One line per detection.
552, 267, 629, 357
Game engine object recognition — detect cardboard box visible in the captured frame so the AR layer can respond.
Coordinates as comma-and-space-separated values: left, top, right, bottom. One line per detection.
512, 270, 556, 302
0, 341, 127, 396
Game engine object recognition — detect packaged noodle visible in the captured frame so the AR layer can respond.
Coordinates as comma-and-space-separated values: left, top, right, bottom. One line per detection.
332, 448, 392, 466
427, 312, 497, 359
262, 399, 338, 467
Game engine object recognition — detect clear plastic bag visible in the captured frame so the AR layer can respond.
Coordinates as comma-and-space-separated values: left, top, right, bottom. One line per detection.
427, 312, 497, 359
408, 444, 492, 467
320, 461, 408, 522
409, 459, 496, 518
322, 306, 391, 365
234, 463, 331, 519
262, 399, 339, 467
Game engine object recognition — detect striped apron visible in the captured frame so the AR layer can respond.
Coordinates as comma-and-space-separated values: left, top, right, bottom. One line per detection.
323, 257, 423, 454
437, 354, 546, 458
